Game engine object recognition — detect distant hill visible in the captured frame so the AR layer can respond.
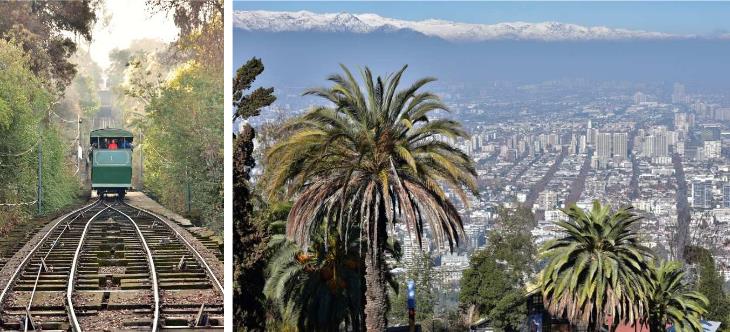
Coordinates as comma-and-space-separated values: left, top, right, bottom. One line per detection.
234, 27, 730, 90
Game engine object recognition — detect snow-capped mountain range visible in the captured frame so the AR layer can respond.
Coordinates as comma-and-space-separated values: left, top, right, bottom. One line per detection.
233, 10, 692, 41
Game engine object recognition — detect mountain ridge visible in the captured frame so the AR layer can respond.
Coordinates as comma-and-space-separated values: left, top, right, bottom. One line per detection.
233, 10, 697, 41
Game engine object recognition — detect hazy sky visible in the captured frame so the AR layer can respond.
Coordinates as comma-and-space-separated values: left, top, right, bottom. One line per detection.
84, 0, 178, 70
234, 1, 730, 35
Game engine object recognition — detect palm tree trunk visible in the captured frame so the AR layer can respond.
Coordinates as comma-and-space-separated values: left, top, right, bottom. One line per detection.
363, 242, 388, 331
648, 319, 663, 332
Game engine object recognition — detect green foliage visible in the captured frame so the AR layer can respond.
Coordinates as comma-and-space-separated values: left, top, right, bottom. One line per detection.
389, 253, 436, 330
141, 62, 223, 233
459, 207, 536, 331
145, 0, 223, 65
265, 64, 478, 331
233, 57, 275, 120
39, 126, 81, 213
488, 291, 529, 332
0, 40, 78, 228
646, 260, 708, 332
684, 246, 730, 328
0, 1, 97, 92
540, 202, 653, 330
265, 219, 364, 331
233, 58, 276, 331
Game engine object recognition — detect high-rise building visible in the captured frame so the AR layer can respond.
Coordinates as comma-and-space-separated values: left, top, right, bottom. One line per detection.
612, 132, 628, 160
586, 120, 594, 145
634, 92, 647, 105
672, 83, 688, 104
723, 183, 730, 208
699, 125, 721, 142
675, 141, 685, 156
470, 135, 480, 152
596, 132, 613, 159
704, 140, 721, 159
675, 113, 686, 131
692, 181, 712, 209
694, 101, 714, 120
715, 108, 730, 121
641, 133, 669, 158
542, 133, 559, 150
569, 134, 578, 155
464, 224, 485, 249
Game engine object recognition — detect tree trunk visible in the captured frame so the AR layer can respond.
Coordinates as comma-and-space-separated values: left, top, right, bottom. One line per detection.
648, 319, 662, 332
364, 244, 387, 331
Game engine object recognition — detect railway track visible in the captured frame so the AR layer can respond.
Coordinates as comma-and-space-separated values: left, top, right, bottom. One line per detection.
0, 198, 223, 331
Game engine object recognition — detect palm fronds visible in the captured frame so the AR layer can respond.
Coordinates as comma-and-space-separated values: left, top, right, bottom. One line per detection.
646, 260, 708, 332
540, 201, 653, 329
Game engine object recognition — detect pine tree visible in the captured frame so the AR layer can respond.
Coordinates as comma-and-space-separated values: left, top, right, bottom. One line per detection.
233, 57, 276, 331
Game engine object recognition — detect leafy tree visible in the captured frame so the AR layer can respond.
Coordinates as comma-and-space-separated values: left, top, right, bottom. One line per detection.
233, 57, 276, 331
141, 62, 223, 232
0, 2, 101, 231
0, 1, 97, 92
108, 39, 170, 123
540, 202, 653, 331
145, 0, 223, 66
684, 246, 730, 327
441, 309, 469, 331
146, 0, 222, 38
459, 207, 536, 331
107, 40, 173, 189
645, 260, 708, 332
266, 65, 477, 331
0, 40, 79, 228
389, 253, 436, 329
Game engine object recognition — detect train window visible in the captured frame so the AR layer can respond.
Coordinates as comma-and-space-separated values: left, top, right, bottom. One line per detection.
90, 129, 133, 150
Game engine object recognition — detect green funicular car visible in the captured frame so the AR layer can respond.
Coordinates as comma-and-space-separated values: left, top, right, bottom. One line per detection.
90, 128, 134, 198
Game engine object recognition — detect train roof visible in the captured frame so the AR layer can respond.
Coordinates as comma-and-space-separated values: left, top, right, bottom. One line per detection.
90, 128, 133, 138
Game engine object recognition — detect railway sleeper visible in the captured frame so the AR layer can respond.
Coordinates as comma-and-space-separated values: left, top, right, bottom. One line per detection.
161, 307, 223, 315
162, 316, 224, 328
159, 282, 211, 290
5, 309, 67, 316
157, 272, 208, 280
0, 319, 67, 331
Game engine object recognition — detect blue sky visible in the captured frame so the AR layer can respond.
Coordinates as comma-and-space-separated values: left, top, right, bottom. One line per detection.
234, 1, 730, 35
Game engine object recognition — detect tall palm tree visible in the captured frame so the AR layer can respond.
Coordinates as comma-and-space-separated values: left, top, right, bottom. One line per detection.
645, 261, 708, 332
266, 65, 478, 331
540, 201, 653, 331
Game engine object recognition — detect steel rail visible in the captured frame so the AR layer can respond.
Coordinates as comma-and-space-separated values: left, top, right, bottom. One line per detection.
122, 202, 223, 294
106, 203, 160, 332
0, 199, 101, 307
22, 202, 101, 331
66, 205, 110, 332
24, 262, 43, 331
